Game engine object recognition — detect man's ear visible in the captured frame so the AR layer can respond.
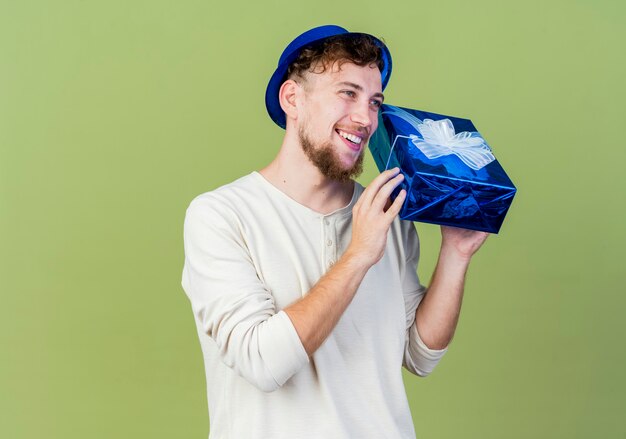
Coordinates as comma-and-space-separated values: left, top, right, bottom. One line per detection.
279, 79, 301, 123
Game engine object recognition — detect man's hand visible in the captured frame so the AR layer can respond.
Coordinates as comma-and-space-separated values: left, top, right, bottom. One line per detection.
440, 226, 489, 261
345, 167, 406, 268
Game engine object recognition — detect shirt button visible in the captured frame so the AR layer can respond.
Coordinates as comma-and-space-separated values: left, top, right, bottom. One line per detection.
326, 239, 332, 246
328, 260, 335, 267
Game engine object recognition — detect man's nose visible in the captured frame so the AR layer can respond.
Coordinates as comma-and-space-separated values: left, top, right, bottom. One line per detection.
350, 100, 374, 128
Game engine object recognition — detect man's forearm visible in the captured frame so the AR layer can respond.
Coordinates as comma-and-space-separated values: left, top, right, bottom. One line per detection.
283, 168, 407, 357
415, 245, 472, 350
284, 249, 371, 356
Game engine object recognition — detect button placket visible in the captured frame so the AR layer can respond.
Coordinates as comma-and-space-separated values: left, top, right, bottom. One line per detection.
323, 217, 336, 269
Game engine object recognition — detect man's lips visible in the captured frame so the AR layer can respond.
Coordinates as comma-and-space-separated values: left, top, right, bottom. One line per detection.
335, 129, 366, 151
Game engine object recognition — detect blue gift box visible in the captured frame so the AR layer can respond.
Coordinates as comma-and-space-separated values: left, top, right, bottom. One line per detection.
368, 104, 517, 233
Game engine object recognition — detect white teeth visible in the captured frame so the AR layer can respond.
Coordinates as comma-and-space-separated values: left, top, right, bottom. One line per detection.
338, 130, 362, 144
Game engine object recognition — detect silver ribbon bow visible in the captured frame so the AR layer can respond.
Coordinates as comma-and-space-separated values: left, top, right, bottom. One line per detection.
382, 106, 495, 171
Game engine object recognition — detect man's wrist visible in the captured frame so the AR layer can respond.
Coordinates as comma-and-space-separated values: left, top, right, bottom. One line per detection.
439, 241, 474, 265
341, 247, 375, 276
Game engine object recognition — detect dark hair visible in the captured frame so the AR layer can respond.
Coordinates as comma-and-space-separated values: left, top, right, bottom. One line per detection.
286, 34, 386, 81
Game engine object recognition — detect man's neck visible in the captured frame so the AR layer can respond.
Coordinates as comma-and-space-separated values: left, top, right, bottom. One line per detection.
259, 157, 355, 215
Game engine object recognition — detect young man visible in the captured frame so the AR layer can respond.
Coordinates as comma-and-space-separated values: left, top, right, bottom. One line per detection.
182, 25, 488, 438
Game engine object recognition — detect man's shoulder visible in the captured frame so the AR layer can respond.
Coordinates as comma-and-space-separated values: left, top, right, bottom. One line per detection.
187, 172, 265, 211
183, 173, 268, 231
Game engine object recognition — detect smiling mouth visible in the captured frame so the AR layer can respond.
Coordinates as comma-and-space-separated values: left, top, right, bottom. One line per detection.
335, 129, 364, 146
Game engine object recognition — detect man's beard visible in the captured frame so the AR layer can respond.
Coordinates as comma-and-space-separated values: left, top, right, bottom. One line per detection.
299, 126, 364, 183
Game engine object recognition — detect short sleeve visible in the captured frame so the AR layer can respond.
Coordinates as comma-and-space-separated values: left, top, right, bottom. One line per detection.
181, 195, 309, 392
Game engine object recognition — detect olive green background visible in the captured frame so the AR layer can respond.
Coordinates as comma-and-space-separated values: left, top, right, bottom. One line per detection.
1, 0, 624, 438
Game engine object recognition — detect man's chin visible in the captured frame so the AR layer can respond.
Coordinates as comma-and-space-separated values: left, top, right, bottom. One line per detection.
300, 129, 364, 182
326, 156, 364, 182
313, 155, 363, 182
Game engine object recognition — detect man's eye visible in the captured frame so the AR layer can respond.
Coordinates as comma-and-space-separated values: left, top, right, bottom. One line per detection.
342, 90, 356, 98
370, 100, 382, 109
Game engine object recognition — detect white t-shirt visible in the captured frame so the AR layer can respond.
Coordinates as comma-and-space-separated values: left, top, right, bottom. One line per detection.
181, 172, 447, 439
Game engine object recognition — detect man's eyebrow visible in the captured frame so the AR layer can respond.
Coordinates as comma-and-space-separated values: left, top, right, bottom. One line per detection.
337, 81, 385, 101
